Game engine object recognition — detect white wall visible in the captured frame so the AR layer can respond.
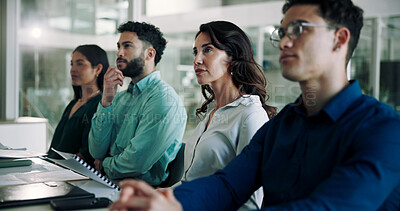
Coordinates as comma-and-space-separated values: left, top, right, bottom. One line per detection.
0, 117, 48, 153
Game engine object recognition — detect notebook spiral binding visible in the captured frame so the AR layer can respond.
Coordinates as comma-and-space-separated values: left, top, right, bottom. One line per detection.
72, 155, 120, 191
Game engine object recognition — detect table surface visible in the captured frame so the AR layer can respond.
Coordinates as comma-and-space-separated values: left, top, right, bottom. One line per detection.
0, 157, 120, 210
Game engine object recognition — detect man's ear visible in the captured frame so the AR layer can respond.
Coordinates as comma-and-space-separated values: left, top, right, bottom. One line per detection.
333, 27, 350, 51
145, 47, 156, 61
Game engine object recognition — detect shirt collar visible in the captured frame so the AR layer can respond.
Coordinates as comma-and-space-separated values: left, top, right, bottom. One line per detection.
127, 71, 161, 94
323, 80, 363, 121
227, 95, 261, 107
208, 95, 261, 112
291, 80, 363, 121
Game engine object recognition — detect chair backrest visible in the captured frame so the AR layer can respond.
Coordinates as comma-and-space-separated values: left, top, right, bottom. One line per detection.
159, 143, 185, 188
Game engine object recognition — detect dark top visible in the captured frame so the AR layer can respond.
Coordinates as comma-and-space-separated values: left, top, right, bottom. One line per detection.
174, 80, 400, 210
47, 94, 102, 167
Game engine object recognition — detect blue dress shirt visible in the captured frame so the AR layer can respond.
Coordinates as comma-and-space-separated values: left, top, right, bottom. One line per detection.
89, 71, 187, 185
174, 80, 400, 210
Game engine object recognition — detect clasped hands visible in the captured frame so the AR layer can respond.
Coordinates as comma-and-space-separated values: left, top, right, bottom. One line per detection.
109, 180, 183, 211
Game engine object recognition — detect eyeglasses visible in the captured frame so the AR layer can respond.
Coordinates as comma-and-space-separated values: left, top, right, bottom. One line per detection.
270, 20, 338, 48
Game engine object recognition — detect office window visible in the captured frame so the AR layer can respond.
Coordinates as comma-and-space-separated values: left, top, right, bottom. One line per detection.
19, 0, 124, 136
380, 16, 400, 113
351, 19, 373, 96
351, 17, 400, 114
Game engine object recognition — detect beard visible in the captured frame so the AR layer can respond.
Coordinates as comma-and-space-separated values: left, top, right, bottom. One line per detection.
117, 56, 145, 78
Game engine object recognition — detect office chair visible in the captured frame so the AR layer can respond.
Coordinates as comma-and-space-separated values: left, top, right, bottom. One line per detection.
159, 143, 185, 188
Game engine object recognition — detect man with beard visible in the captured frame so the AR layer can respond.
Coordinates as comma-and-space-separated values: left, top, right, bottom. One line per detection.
88, 21, 187, 186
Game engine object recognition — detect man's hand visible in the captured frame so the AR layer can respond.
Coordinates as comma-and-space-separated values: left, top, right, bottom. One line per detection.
94, 158, 104, 172
109, 179, 183, 211
102, 66, 124, 108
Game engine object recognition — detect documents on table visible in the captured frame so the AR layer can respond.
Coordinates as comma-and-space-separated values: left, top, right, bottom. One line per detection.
0, 158, 88, 187
0, 149, 46, 158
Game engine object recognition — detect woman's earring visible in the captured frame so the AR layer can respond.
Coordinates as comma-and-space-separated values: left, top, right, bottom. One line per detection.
230, 71, 233, 76
334, 43, 340, 51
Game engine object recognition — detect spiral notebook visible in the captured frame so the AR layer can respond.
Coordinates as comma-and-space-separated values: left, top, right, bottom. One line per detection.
49, 148, 120, 190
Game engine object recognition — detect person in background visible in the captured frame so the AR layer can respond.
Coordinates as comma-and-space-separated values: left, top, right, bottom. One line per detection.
88, 21, 187, 186
109, 0, 400, 210
47, 44, 109, 167
182, 20, 276, 211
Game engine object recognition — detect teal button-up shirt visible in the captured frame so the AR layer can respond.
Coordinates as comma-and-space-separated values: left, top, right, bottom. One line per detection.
89, 71, 187, 185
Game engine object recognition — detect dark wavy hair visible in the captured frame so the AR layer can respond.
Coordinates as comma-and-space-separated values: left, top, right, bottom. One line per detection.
118, 21, 167, 65
195, 21, 277, 119
72, 44, 109, 100
282, 0, 363, 64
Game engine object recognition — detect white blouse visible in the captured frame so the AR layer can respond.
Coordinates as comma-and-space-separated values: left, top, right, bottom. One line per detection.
183, 95, 269, 210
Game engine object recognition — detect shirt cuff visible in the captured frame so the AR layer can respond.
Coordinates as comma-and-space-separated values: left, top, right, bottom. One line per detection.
102, 156, 116, 179
93, 102, 113, 130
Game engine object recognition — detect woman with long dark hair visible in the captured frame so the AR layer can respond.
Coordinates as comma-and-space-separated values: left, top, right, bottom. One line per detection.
47, 44, 109, 167
182, 21, 277, 210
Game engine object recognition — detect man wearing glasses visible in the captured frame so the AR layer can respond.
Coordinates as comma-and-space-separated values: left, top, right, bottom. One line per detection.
110, 0, 400, 210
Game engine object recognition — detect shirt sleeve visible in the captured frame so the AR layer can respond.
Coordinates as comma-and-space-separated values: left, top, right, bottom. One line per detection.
174, 122, 268, 211
88, 102, 115, 158
102, 91, 187, 179
262, 117, 400, 210
237, 108, 268, 210
237, 108, 268, 155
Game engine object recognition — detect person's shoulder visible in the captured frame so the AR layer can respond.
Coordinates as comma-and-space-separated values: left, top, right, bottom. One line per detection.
354, 95, 399, 120
239, 100, 267, 117
149, 80, 181, 100
347, 97, 400, 147
350, 95, 400, 134
234, 98, 269, 124
153, 79, 176, 91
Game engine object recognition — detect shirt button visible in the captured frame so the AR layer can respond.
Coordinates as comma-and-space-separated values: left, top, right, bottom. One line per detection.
99, 129, 102, 131
102, 113, 105, 116
108, 112, 111, 115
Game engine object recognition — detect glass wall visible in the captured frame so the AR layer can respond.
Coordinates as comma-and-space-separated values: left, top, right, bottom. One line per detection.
19, 0, 124, 136
379, 16, 400, 113
351, 19, 373, 96
350, 17, 400, 114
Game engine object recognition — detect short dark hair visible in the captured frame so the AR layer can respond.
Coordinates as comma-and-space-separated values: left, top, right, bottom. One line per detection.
72, 44, 109, 99
195, 21, 277, 119
118, 21, 167, 65
282, 0, 364, 64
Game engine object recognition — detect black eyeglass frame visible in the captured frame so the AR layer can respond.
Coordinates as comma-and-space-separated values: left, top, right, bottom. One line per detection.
270, 20, 338, 48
